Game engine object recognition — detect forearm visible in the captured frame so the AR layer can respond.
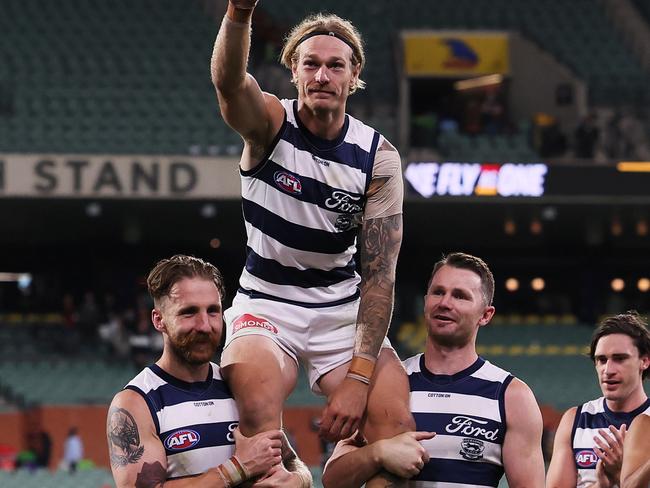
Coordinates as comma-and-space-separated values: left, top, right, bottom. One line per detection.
623, 459, 650, 488
211, 2, 253, 92
355, 214, 402, 358
323, 443, 384, 488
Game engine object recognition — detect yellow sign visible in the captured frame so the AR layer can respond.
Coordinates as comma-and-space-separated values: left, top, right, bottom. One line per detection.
403, 32, 510, 76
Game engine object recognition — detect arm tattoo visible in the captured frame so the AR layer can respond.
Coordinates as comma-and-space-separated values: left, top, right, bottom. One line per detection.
107, 406, 145, 467
135, 461, 167, 488
356, 214, 402, 357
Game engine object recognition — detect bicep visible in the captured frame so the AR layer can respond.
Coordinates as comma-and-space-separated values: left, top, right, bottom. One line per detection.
217, 76, 282, 149
107, 392, 167, 488
546, 407, 579, 488
502, 379, 545, 488
364, 143, 403, 221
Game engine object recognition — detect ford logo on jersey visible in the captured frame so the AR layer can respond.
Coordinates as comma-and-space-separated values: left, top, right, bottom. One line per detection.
165, 429, 201, 450
274, 171, 302, 194
575, 449, 598, 468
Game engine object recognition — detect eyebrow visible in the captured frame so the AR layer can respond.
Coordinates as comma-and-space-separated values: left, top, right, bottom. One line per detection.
302, 53, 347, 63
595, 353, 632, 360
177, 304, 221, 315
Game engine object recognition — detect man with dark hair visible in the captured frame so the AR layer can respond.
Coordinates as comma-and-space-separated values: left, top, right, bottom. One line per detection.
322, 252, 545, 487
107, 255, 311, 488
212, 1, 412, 486
547, 312, 650, 488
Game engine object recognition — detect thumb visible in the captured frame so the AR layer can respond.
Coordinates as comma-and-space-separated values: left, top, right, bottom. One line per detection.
233, 426, 245, 443
412, 431, 436, 441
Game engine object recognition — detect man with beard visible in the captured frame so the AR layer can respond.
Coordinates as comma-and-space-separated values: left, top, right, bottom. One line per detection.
547, 312, 650, 488
322, 252, 545, 487
107, 255, 311, 487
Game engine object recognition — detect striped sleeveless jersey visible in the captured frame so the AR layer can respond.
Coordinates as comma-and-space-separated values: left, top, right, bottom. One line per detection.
571, 396, 650, 487
238, 99, 380, 307
404, 354, 513, 487
125, 362, 238, 479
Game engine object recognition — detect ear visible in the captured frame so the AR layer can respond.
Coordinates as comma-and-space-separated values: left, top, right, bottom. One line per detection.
151, 308, 165, 332
290, 55, 300, 86
478, 306, 496, 327
350, 63, 361, 88
641, 354, 650, 373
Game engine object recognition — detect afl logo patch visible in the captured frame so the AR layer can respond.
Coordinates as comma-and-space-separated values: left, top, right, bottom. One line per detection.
165, 429, 200, 450
233, 314, 279, 334
459, 437, 485, 461
575, 449, 598, 468
274, 171, 302, 194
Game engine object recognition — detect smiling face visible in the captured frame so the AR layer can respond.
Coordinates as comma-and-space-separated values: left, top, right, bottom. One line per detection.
594, 333, 650, 407
291, 35, 360, 114
424, 265, 495, 348
152, 277, 223, 366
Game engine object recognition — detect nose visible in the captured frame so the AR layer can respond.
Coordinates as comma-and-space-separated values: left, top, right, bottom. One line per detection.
314, 66, 330, 84
195, 311, 212, 332
603, 359, 615, 375
437, 293, 452, 309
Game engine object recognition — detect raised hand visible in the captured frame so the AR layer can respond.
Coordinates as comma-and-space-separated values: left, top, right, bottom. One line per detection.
593, 424, 627, 487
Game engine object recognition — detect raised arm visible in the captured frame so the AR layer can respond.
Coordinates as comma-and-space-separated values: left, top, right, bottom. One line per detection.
546, 406, 579, 488
107, 390, 282, 488
210, 0, 283, 166
621, 414, 650, 488
502, 379, 545, 488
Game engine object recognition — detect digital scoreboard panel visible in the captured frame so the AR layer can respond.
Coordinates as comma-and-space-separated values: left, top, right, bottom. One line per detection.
404, 161, 650, 202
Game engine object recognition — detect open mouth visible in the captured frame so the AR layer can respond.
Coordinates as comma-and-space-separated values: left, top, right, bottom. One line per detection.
434, 314, 454, 322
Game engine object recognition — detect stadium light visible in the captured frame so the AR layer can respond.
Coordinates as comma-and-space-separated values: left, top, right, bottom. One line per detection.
454, 74, 503, 91
505, 278, 519, 292
504, 218, 516, 236
0, 273, 32, 289
531, 278, 545, 291
611, 218, 623, 237
638, 278, 650, 292
611, 278, 625, 292
636, 219, 648, 237
530, 218, 542, 235
209, 238, 221, 249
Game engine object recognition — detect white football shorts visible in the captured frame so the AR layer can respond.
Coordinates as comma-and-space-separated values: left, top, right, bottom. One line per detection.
223, 292, 393, 394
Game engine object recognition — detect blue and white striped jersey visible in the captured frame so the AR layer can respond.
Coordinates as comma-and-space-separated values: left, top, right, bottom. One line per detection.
238, 99, 381, 307
571, 396, 650, 488
125, 362, 238, 479
404, 354, 513, 488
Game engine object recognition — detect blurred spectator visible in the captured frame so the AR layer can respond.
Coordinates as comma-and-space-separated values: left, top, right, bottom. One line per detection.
62, 427, 83, 473
532, 112, 567, 157
480, 88, 505, 135
574, 113, 599, 158
29, 429, 52, 469
77, 291, 101, 343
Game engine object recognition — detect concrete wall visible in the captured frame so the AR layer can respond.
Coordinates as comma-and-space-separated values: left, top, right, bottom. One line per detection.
509, 32, 588, 133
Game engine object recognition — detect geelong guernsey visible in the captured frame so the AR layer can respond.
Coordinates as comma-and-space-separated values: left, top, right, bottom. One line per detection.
571, 396, 650, 488
238, 99, 380, 307
125, 362, 238, 479
404, 354, 513, 488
